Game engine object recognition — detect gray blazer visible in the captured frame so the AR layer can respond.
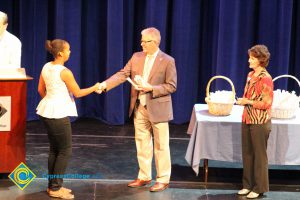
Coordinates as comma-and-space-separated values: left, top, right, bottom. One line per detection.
105, 50, 177, 123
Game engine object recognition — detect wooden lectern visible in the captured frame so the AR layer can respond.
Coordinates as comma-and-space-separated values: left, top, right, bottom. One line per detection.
0, 76, 33, 173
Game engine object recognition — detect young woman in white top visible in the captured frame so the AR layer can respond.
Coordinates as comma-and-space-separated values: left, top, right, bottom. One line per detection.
37, 39, 99, 199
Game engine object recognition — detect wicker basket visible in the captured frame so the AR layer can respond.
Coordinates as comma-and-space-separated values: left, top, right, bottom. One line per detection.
271, 75, 300, 119
205, 75, 236, 116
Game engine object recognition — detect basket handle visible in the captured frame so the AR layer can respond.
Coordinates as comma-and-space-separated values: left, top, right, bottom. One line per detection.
273, 75, 300, 88
206, 75, 236, 101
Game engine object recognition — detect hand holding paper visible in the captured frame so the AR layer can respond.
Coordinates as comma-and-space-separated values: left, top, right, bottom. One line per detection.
134, 75, 146, 86
126, 76, 153, 92
135, 75, 153, 92
126, 77, 139, 89
138, 81, 153, 92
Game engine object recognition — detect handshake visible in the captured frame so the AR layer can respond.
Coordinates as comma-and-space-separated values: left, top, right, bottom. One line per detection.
94, 75, 153, 94
95, 82, 107, 94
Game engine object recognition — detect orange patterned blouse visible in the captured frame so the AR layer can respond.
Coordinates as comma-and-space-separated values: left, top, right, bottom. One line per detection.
242, 69, 274, 124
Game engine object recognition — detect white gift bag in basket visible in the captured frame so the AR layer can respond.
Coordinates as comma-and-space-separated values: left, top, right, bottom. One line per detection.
205, 75, 236, 116
271, 75, 300, 119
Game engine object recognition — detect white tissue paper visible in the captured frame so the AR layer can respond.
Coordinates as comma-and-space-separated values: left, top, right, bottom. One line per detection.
272, 89, 299, 110
208, 90, 235, 104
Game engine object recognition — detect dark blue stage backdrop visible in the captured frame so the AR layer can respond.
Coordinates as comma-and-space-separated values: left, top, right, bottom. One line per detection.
1, 0, 300, 124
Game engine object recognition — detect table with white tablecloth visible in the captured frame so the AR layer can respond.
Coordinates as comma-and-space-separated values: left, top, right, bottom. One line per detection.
185, 104, 300, 182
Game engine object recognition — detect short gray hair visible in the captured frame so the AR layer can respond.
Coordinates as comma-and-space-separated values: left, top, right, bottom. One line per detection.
0, 11, 8, 25
141, 27, 161, 45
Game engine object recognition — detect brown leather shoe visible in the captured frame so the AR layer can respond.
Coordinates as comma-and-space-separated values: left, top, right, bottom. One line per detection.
127, 179, 152, 188
149, 182, 169, 192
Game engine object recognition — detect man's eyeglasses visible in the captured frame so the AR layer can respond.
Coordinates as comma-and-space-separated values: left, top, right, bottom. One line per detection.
141, 40, 153, 44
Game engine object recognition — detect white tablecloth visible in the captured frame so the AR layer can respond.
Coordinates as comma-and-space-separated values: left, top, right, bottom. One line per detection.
185, 104, 300, 175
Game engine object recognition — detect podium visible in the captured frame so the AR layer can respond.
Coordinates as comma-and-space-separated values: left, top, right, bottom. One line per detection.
0, 76, 33, 173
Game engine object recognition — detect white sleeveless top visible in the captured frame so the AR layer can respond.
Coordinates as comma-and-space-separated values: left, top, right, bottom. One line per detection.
36, 62, 78, 118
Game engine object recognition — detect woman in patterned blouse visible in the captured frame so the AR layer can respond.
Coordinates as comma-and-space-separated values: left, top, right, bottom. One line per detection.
236, 45, 274, 199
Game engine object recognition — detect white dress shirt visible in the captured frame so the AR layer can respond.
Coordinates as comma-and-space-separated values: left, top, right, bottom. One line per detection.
138, 49, 160, 106
143, 49, 159, 81
0, 30, 21, 68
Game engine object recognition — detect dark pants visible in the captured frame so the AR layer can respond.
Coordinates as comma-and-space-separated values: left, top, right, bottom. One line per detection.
40, 116, 72, 191
241, 120, 271, 194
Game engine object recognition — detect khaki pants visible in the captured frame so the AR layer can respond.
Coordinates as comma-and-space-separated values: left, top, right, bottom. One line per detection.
241, 120, 271, 194
133, 104, 171, 183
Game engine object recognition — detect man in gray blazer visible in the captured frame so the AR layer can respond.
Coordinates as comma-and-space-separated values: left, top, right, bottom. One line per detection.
99, 27, 177, 192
